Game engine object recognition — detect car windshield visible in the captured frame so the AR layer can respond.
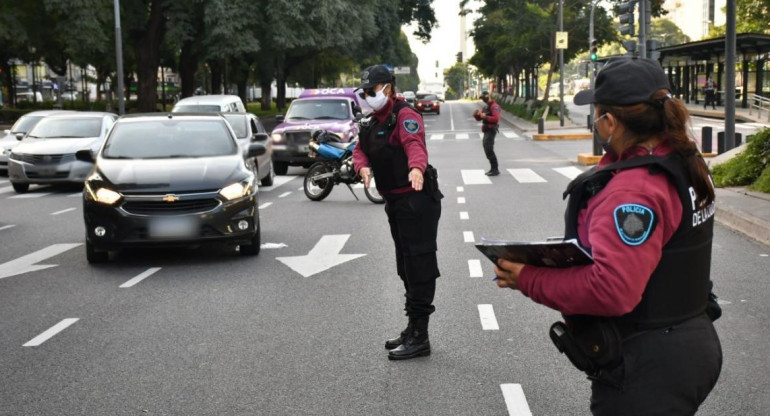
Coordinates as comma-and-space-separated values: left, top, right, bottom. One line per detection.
102, 119, 237, 159
222, 115, 247, 138
416, 94, 438, 101
10, 116, 44, 134
27, 118, 102, 138
172, 105, 223, 112
286, 99, 350, 121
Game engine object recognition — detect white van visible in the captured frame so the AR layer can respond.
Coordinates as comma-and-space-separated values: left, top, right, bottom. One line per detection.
172, 94, 246, 113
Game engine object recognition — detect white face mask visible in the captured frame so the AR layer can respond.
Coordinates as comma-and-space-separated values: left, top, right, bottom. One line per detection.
365, 84, 389, 111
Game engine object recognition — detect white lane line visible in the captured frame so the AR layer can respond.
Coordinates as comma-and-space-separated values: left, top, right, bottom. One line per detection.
463, 231, 475, 243
430, 134, 445, 141
457, 197, 466, 204
468, 259, 483, 278
461, 169, 492, 185
278, 192, 291, 198
500, 384, 533, 416
120, 267, 161, 288
456, 186, 464, 192
0, 179, 8, 184
51, 208, 76, 216
553, 166, 584, 180
508, 168, 547, 183
68, 192, 81, 198
259, 202, 272, 209
260, 175, 297, 192
478, 304, 499, 330
9, 192, 52, 199
297, 187, 303, 191
23, 318, 79, 347
450, 102, 455, 131
456, 133, 469, 140
0, 186, 14, 194
0, 225, 16, 231
460, 211, 469, 220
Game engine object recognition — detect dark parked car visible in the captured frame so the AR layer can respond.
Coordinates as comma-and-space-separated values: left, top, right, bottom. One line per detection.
79, 113, 265, 263
415, 93, 440, 115
222, 113, 274, 186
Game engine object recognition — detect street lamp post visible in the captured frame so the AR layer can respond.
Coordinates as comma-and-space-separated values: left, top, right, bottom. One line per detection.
589, 1, 602, 156
558, 0, 565, 127
114, 0, 125, 115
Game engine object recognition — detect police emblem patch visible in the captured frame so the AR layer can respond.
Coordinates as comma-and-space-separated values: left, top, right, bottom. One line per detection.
613, 203, 657, 246
403, 119, 420, 133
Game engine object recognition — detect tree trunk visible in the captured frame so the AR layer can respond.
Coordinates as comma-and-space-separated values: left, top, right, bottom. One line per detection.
134, 0, 165, 112
260, 79, 272, 111
276, 61, 286, 111
237, 79, 247, 104
179, 42, 199, 98
210, 62, 222, 94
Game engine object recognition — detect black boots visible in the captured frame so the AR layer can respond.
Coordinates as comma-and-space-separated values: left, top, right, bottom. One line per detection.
384, 321, 412, 350
485, 169, 500, 176
388, 317, 430, 360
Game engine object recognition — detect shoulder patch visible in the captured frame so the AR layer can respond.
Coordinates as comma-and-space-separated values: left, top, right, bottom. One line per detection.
493, 106, 501, 113
403, 119, 420, 134
613, 203, 657, 246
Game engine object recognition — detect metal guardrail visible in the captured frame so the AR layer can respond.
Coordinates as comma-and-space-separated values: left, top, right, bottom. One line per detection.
748, 93, 770, 121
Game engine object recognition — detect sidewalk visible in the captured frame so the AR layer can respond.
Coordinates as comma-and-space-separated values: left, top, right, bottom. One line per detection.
493, 100, 770, 247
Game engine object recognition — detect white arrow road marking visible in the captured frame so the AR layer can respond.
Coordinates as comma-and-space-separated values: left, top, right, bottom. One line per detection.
0, 243, 82, 280
500, 384, 533, 416
468, 259, 483, 278
478, 304, 499, 330
276, 234, 365, 278
120, 267, 161, 288
23, 318, 79, 347
461, 169, 492, 185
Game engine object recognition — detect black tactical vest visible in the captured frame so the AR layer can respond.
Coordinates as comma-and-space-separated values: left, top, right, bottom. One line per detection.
563, 154, 715, 327
359, 101, 418, 192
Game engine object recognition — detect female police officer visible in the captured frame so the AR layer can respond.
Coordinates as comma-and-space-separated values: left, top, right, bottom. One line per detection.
352, 65, 442, 360
493, 58, 722, 414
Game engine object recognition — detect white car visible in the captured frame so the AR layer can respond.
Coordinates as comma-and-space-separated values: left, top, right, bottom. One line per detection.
434, 91, 445, 102
172, 95, 246, 113
1, 110, 75, 174
7, 112, 118, 193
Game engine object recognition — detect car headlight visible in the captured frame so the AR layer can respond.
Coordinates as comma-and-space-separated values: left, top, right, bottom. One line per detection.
271, 133, 284, 143
8, 151, 21, 161
85, 182, 122, 205
219, 177, 254, 201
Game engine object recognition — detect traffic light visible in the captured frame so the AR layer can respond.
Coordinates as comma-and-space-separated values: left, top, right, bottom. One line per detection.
590, 39, 598, 61
456, 52, 463, 63
646, 39, 661, 60
619, 1, 636, 37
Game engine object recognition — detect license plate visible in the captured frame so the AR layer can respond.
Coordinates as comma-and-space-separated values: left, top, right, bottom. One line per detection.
149, 217, 198, 239
36, 167, 56, 177
299, 145, 309, 153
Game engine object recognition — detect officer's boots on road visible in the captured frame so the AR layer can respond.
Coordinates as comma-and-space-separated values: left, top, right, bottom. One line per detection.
485, 168, 500, 176
388, 317, 430, 360
385, 320, 413, 350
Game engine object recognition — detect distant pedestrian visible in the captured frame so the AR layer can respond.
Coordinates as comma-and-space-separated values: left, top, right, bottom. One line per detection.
473, 91, 501, 176
704, 77, 716, 109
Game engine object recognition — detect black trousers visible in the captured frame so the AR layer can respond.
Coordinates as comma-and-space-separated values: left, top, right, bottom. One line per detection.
482, 129, 498, 170
590, 314, 722, 416
704, 90, 716, 109
384, 190, 441, 318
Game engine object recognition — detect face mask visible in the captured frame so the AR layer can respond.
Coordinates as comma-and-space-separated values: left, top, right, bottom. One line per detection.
482, 96, 489, 103
365, 84, 389, 111
601, 134, 616, 155
593, 113, 615, 155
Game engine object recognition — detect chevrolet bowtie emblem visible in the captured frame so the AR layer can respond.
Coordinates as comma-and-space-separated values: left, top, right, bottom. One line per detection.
162, 194, 179, 202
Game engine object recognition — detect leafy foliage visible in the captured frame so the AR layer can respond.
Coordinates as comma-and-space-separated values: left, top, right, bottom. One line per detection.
711, 128, 770, 192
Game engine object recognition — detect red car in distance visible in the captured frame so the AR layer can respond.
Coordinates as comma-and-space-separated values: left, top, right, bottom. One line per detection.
414, 93, 440, 115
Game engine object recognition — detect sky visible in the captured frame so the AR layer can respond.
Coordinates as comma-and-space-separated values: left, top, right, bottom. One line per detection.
404, 0, 482, 91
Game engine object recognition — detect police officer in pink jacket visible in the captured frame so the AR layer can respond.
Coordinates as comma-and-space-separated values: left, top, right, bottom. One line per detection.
353, 65, 443, 360
494, 58, 722, 415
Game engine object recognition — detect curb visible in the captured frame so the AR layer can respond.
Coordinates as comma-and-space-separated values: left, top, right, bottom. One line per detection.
715, 205, 770, 246
577, 153, 602, 166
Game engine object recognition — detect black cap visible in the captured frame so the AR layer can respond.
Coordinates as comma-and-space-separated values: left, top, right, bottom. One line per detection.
357, 65, 394, 90
574, 57, 671, 106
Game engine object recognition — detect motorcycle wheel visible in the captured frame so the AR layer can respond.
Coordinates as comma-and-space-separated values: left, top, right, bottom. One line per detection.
304, 162, 335, 201
364, 176, 385, 204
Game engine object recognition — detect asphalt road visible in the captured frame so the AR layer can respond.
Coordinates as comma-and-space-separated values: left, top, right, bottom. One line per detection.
1, 101, 768, 415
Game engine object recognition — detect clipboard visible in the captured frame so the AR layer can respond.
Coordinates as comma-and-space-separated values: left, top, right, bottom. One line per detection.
475, 237, 593, 268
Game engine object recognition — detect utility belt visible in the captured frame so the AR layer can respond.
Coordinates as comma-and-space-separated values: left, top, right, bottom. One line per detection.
482, 123, 499, 132
423, 164, 444, 202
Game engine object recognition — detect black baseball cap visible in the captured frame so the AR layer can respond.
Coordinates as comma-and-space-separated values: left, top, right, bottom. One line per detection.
574, 57, 671, 106
357, 65, 394, 90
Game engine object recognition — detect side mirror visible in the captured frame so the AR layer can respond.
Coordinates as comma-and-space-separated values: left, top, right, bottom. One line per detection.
252, 132, 269, 142
275, 114, 284, 123
15, 133, 24, 141
247, 142, 266, 158
75, 149, 95, 162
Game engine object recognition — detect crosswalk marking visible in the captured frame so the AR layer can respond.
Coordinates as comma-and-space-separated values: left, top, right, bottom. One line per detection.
0, 186, 14, 194
500, 384, 533, 416
478, 304, 499, 330
502, 131, 520, 139
456, 133, 469, 140
457, 197, 466, 204
430, 134, 445, 141
508, 168, 547, 183
461, 169, 492, 185
553, 166, 583, 180
460, 211, 469, 220
468, 259, 483, 278
463, 231, 475, 243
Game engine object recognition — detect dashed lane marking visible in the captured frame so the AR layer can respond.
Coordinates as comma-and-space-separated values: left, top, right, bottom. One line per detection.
430, 134, 445, 141
23, 318, 79, 347
120, 267, 161, 288
500, 384, 533, 416
456, 186, 464, 192
457, 197, 466, 204
460, 211, 469, 220
468, 259, 483, 278
478, 304, 499, 330
508, 168, 547, 183
279, 192, 291, 198
463, 231, 475, 243
259, 202, 273, 209
0, 225, 16, 231
51, 208, 76, 216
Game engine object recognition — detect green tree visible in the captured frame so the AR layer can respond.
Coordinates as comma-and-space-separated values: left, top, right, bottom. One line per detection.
443, 62, 468, 98
708, 0, 770, 37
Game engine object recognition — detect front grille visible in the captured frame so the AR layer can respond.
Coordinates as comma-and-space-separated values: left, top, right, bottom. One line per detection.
18, 154, 75, 164
122, 198, 220, 215
285, 132, 311, 146
27, 171, 69, 179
